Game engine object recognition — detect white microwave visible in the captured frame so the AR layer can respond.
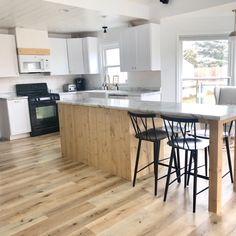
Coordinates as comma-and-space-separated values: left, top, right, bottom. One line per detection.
18, 55, 50, 73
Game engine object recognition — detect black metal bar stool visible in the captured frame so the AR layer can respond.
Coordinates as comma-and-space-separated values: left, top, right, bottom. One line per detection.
128, 111, 176, 196
190, 122, 234, 182
161, 114, 210, 213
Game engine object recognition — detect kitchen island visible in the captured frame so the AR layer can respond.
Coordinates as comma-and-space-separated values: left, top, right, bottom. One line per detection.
58, 98, 161, 181
58, 97, 236, 214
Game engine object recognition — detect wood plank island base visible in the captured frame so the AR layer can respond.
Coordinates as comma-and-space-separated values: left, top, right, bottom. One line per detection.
58, 98, 236, 214
58, 103, 157, 181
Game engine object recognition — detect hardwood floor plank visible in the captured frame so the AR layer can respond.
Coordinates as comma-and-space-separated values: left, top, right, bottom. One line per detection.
0, 134, 236, 236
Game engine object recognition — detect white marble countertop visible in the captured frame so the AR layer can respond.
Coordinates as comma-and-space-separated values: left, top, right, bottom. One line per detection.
59, 89, 160, 96
0, 93, 28, 100
58, 97, 236, 121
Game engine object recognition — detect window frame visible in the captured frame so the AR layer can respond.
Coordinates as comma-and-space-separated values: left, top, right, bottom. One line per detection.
102, 42, 127, 84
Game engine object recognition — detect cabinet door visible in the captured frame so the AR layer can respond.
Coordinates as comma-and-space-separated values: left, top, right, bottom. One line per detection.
83, 37, 99, 74
7, 99, 31, 135
49, 38, 69, 75
67, 38, 85, 74
120, 28, 136, 72
136, 25, 151, 71
0, 34, 19, 77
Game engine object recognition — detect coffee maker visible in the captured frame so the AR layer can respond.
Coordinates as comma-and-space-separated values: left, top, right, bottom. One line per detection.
74, 78, 86, 91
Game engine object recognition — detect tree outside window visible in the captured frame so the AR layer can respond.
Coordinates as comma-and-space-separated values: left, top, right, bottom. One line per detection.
181, 39, 230, 104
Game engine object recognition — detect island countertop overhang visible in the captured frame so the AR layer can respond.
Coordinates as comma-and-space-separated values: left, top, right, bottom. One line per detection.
57, 97, 236, 121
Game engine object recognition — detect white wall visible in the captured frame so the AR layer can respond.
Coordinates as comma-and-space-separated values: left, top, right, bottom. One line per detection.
83, 27, 161, 90
150, 0, 236, 22
160, 14, 233, 102
0, 74, 76, 94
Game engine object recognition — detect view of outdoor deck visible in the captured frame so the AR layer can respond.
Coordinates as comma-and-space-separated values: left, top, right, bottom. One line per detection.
181, 39, 230, 104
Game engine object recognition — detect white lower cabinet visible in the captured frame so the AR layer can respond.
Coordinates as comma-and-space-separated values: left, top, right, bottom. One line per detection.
0, 98, 31, 140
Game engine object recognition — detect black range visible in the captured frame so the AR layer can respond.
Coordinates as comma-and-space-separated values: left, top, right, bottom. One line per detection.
16, 83, 60, 136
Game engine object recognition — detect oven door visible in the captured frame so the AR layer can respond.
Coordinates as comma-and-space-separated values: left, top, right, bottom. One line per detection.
29, 100, 59, 136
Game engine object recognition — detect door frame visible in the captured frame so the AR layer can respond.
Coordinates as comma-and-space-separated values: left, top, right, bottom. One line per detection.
176, 34, 230, 103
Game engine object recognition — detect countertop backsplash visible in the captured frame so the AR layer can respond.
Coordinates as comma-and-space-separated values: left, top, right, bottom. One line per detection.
84, 71, 161, 91
0, 74, 76, 94
0, 70, 161, 96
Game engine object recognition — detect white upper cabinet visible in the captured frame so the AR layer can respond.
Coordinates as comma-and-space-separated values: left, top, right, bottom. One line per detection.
120, 23, 160, 72
67, 38, 85, 75
15, 28, 49, 49
82, 37, 99, 74
0, 34, 19, 77
120, 27, 136, 72
67, 37, 99, 75
49, 38, 69, 75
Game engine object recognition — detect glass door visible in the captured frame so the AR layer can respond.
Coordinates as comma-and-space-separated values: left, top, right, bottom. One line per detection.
180, 37, 230, 104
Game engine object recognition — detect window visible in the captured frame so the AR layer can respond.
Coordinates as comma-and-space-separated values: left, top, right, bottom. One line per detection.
180, 37, 230, 104
103, 45, 127, 84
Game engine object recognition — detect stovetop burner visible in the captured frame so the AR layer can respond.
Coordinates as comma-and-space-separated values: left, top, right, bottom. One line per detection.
16, 83, 60, 102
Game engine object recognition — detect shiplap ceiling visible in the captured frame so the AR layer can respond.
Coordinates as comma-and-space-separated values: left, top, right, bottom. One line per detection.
0, 0, 138, 33
0, 0, 236, 34
129, 0, 154, 4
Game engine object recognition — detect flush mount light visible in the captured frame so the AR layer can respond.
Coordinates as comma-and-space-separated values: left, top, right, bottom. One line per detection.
160, 0, 169, 4
102, 26, 108, 33
59, 8, 70, 13
229, 9, 236, 42
101, 15, 108, 33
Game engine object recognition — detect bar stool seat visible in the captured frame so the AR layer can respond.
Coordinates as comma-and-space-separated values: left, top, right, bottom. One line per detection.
135, 128, 167, 142
194, 129, 229, 139
168, 137, 209, 150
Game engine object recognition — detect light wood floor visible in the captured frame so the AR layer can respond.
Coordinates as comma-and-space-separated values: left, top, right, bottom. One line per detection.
0, 134, 236, 236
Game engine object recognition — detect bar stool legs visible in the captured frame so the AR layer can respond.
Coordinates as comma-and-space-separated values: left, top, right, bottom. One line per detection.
132, 140, 162, 196
133, 139, 142, 187
184, 150, 188, 188
154, 141, 160, 196
203, 137, 233, 183
204, 147, 208, 177
193, 150, 198, 213
164, 148, 177, 202
225, 137, 234, 183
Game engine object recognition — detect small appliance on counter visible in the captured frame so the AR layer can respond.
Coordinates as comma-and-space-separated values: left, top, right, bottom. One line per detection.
63, 84, 77, 92
75, 78, 86, 91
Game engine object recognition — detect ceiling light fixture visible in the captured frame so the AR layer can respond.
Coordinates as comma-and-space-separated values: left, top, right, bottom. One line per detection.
160, 0, 169, 4
59, 8, 70, 13
101, 15, 108, 34
229, 9, 236, 42
102, 26, 108, 33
